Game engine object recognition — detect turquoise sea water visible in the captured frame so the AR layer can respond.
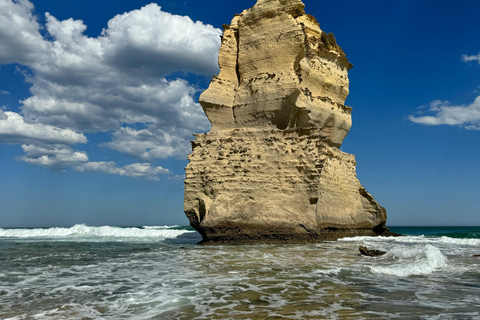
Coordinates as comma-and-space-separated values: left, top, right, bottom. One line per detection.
0, 225, 479, 319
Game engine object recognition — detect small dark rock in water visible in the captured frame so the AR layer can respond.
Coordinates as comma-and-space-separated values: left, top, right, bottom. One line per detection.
473, 254, 480, 257
359, 246, 386, 257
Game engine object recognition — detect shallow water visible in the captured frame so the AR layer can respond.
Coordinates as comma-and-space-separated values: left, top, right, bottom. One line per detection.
0, 225, 479, 319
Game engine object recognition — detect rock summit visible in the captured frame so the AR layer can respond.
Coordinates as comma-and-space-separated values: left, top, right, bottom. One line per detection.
184, 0, 392, 244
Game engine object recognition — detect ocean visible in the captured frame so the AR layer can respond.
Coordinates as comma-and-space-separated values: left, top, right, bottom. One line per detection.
0, 225, 479, 319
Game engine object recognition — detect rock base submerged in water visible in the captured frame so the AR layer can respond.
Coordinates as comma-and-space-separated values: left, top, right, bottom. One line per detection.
359, 246, 387, 257
184, 0, 393, 244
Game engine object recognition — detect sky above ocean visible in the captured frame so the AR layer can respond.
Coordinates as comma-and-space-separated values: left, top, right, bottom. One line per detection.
0, 0, 479, 227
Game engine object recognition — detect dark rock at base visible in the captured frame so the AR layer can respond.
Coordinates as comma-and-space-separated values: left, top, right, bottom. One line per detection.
359, 246, 387, 257
196, 225, 401, 245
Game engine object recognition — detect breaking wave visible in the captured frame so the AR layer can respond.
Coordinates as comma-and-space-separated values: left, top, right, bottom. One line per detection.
0, 224, 196, 240
337, 231, 480, 276
369, 244, 448, 276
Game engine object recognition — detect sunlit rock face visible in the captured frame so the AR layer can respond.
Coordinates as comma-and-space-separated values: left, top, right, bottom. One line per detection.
184, 0, 390, 244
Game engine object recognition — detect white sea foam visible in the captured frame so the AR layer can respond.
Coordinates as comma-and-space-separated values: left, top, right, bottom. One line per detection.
369, 244, 448, 276
142, 225, 180, 229
1, 234, 479, 319
339, 235, 480, 246
436, 236, 480, 246
0, 224, 195, 240
312, 267, 343, 276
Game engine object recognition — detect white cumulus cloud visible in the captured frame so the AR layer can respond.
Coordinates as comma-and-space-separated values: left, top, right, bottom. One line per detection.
101, 3, 221, 77
20, 144, 89, 171
20, 144, 171, 180
0, 0, 220, 179
0, 0, 48, 64
0, 110, 87, 145
103, 126, 185, 161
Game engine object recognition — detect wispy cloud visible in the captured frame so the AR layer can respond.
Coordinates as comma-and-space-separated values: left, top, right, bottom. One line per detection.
462, 53, 480, 64
408, 97, 480, 130
75, 161, 170, 181
0, 90, 9, 95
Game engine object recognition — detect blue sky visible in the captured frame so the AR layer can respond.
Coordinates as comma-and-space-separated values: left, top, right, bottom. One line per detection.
1, 0, 479, 227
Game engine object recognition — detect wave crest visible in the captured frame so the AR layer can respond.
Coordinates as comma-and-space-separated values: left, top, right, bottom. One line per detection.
0, 224, 195, 240
369, 245, 447, 276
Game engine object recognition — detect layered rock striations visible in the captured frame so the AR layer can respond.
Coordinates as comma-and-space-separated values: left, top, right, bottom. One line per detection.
184, 0, 391, 243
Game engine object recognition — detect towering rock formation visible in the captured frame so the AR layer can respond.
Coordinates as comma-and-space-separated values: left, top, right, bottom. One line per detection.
184, 0, 391, 243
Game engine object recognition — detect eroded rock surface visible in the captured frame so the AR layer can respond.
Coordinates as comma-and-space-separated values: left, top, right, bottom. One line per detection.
184, 0, 391, 244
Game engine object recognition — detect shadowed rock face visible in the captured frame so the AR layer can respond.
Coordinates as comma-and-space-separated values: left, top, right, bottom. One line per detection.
184, 0, 391, 244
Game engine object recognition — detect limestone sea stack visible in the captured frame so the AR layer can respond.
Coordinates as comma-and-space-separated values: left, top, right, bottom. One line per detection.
184, 0, 392, 244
